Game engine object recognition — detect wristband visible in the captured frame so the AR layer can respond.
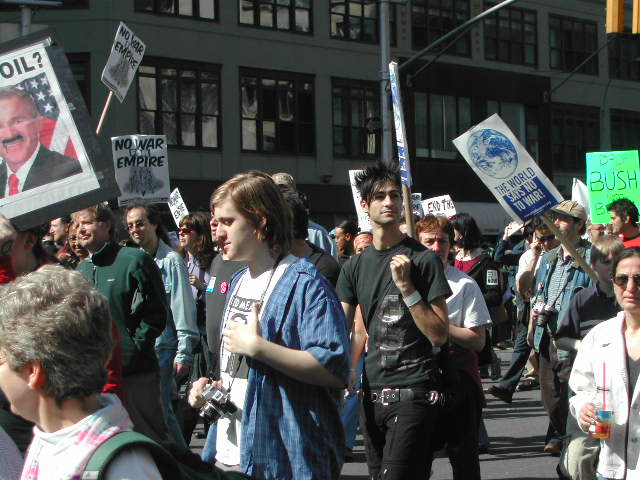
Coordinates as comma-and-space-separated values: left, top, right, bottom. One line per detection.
403, 290, 422, 308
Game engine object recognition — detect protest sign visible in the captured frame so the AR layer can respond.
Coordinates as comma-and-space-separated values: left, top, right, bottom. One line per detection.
112, 134, 170, 206
411, 193, 424, 218
389, 61, 411, 187
422, 194, 457, 218
348, 169, 372, 233
586, 150, 640, 224
101, 22, 146, 103
168, 188, 189, 228
452, 114, 563, 223
572, 178, 590, 220
0, 30, 119, 230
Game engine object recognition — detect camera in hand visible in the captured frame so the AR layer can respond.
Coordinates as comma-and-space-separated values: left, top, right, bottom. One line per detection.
199, 383, 238, 422
532, 302, 558, 328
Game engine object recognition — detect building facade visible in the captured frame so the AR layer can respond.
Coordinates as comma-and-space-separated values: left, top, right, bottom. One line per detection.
1, 0, 639, 227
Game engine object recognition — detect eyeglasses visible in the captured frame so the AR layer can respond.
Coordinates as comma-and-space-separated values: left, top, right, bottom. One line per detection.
538, 234, 555, 242
178, 227, 193, 236
613, 274, 640, 288
127, 220, 146, 231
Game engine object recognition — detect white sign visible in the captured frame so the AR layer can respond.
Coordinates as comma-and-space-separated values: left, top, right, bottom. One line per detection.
168, 188, 189, 228
422, 194, 457, 218
411, 193, 424, 217
101, 22, 146, 103
389, 61, 412, 186
111, 135, 169, 206
452, 114, 563, 223
348, 169, 372, 233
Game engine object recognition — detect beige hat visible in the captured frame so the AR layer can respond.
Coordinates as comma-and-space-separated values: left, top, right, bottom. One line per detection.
551, 200, 587, 222
271, 172, 296, 191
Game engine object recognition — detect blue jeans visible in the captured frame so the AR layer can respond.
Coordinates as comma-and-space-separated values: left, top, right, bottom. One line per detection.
157, 348, 189, 452
202, 423, 218, 464
498, 322, 531, 393
341, 356, 363, 450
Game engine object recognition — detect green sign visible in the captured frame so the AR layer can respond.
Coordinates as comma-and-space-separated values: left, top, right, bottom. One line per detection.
586, 150, 640, 224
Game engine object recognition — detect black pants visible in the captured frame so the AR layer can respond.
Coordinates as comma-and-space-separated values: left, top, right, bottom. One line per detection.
425, 371, 483, 480
359, 390, 439, 480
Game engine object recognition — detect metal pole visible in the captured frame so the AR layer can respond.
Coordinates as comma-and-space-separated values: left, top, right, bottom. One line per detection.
380, 0, 392, 164
20, 5, 31, 36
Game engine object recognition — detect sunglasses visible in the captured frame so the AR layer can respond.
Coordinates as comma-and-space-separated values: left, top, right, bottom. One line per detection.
613, 274, 640, 288
178, 227, 193, 236
538, 234, 555, 242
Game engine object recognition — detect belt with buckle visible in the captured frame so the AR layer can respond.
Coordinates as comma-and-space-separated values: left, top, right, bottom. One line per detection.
368, 387, 425, 405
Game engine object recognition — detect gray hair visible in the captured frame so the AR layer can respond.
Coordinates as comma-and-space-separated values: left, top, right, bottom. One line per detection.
0, 86, 39, 118
0, 265, 113, 404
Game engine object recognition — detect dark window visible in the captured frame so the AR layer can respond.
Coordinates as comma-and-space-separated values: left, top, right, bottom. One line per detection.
609, 35, 640, 82
240, 68, 314, 155
412, 0, 470, 56
0, 0, 89, 9
332, 78, 379, 158
239, 0, 311, 33
484, 2, 537, 66
66, 53, 91, 112
549, 15, 598, 75
487, 101, 539, 160
137, 58, 221, 149
551, 104, 599, 171
135, 0, 217, 19
414, 92, 471, 159
611, 109, 640, 150
330, 1, 395, 44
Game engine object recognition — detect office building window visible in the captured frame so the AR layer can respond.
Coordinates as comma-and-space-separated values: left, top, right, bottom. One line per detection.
412, 0, 470, 56
551, 104, 599, 171
66, 53, 91, 112
135, 0, 216, 19
484, 2, 536, 66
137, 58, 221, 149
487, 101, 539, 160
549, 15, 598, 75
239, 0, 311, 33
609, 35, 640, 82
414, 92, 471, 159
332, 79, 379, 158
611, 109, 640, 150
1, 0, 88, 9
330, 1, 395, 44
240, 69, 314, 154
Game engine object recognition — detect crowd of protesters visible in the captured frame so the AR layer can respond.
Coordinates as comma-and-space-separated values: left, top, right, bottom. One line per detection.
3, 163, 640, 479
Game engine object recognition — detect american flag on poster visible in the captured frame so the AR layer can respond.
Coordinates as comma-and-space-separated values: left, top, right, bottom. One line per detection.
15, 72, 77, 159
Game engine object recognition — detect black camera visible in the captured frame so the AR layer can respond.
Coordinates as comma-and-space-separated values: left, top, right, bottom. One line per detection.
199, 383, 238, 422
532, 301, 558, 328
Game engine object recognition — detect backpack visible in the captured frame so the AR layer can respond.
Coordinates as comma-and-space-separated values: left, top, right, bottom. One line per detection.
82, 431, 252, 480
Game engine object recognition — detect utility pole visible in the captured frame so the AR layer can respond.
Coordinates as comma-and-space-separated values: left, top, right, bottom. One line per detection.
379, 0, 392, 165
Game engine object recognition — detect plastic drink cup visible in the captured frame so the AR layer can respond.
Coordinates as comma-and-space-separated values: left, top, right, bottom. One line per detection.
589, 409, 613, 439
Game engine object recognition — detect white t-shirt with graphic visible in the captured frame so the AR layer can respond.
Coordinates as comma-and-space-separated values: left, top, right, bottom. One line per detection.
215, 254, 296, 466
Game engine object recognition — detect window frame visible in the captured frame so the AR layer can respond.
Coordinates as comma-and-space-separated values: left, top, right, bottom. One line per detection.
609, 34, 640, 82
331, 77, 380, 159
134, 0, 219, 21
549, 14, 599, 76
411, 0, 471, 57
329, 1, 396, 45
551, 103, 600, 172
239, 67, 315, 156
611, 109, 640, 150
136, 57, 222, 151
483, 1, 537, 67
238, 0, 313, 35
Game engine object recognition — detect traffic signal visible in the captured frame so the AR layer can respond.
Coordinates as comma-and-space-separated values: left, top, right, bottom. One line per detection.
607, 0, 624, 34
634, 0, 640, 34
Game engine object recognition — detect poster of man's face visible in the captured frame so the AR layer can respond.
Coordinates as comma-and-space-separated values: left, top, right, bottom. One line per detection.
0, 31, 119, 230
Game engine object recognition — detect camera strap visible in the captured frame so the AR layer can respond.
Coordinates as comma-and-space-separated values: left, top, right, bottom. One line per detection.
223, 253, 284, 393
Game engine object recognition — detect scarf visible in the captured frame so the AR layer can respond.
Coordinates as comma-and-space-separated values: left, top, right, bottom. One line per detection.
21, 394, 132, 480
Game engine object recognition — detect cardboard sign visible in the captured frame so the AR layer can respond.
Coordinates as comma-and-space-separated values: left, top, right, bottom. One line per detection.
112, 134, 170, 206
168, 188, 189, 228
411, 193, 424, 217
422, 194, 457, 218
348, 169, 372, 233
389, 61, 412, 186
101, 22, 146, 103
0, 30, 118, 230
453, 114, 563, 223
586, 150, 640, 224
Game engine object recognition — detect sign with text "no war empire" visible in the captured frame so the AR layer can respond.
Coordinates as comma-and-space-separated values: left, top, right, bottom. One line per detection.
101, 22, 146, 103
453, 114, 563, 223
586, 150, 640, 224
111, 135, 170, 207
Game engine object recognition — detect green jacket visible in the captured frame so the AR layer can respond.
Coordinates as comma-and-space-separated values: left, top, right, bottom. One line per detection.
78, 241, 168, 375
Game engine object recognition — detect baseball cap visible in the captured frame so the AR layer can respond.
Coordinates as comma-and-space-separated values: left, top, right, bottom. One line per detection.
550, 200, 587, 222
271, 172, 296, 191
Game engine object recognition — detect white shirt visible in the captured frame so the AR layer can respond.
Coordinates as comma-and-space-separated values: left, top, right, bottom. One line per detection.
444, 265, 492, 329
3, 143, 40, 196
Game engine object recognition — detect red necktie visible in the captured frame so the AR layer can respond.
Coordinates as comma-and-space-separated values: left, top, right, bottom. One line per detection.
9, 174, 19, 196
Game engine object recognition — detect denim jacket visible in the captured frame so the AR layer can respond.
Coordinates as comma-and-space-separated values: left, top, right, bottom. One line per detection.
153, 240, 199, 365
532, 239, 592, 361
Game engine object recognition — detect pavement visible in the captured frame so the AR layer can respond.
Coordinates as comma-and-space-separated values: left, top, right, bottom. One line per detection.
190, 347, 562, 479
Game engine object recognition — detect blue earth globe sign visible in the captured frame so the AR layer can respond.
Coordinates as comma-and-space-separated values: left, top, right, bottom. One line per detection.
467, 129, 518, 179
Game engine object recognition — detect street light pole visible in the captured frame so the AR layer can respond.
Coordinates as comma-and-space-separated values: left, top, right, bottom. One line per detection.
0, 0, 62, 36
379, 0, 392, 165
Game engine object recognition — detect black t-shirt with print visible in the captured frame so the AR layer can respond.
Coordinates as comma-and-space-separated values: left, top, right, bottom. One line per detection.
337, 236, 451, 388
